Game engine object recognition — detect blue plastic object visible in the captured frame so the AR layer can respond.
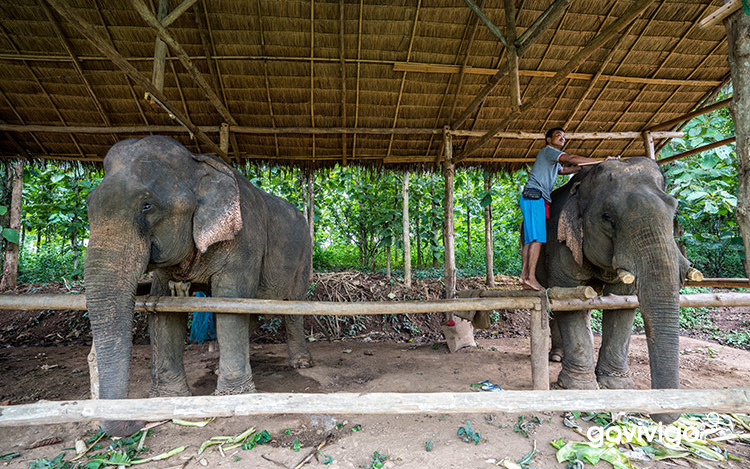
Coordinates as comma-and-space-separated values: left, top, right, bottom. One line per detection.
189, 291, 216, 344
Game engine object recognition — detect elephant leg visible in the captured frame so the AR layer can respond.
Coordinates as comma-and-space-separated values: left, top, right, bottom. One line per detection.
149, 312, 191, 396
549, 316, 563, 362
596, 309, 636, 389
215, 313, 256, 393
555, 310, 598, 389
149, 275, 191, 397
285, 315, 313, 369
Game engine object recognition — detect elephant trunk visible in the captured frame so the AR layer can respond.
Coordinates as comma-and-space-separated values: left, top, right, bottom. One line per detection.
84, 224, 149, 436
623, 223, 682, 423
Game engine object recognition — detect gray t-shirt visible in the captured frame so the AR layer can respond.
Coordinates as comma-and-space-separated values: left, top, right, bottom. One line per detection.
524, 145, 564, 201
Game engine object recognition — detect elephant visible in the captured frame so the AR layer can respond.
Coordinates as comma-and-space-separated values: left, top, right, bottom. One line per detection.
538, 157, 690, 424
84, 135, 313, 436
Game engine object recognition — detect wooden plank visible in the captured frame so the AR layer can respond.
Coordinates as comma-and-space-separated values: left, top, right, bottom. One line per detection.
699, 0, 741, 29
2, 389, 750, 426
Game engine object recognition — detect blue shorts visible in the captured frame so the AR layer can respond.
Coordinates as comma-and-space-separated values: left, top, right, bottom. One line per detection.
520, 197, 547, 244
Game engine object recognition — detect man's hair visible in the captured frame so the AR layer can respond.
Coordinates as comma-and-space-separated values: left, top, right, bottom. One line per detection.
545, 127, 565, 140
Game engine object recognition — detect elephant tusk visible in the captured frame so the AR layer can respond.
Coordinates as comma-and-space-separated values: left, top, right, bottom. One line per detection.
617, 269, 635, 284
686, 267, 704, 282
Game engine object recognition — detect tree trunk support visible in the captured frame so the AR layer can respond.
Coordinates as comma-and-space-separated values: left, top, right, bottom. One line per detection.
442, 128, 456, 300
483, 173, 495, 287
402, 171, 411, 288
0, 162, 23, 291
726, 10, 750, 276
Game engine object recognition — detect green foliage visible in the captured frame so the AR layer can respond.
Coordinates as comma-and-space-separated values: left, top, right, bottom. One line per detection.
662, 97, 743, 278
18, 245, 83, 283
365, 451, 387, 469
457, 420, 481, 444
0, 205, 19, 243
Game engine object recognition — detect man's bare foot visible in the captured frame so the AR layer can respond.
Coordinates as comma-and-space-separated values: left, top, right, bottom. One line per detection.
521, 279, 544, 291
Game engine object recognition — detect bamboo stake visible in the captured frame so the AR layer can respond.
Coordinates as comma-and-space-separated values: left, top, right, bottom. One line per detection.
3, 389, 749, 427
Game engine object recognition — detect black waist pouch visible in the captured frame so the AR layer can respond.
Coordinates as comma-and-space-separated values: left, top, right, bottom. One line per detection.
522, 187, 542, 200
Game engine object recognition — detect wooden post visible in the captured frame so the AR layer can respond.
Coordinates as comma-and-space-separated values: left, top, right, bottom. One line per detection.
0, 162, 23, 291
402, 171, 411, 288
530, 302, 550, 390
307, 171, 315, 243
504, 0, 521, 112
483, 172, 495, 287
443, 128, 456, 300
726, 10, 750, 277
150, 0, 169, 99
643, 131, 655, 159
220, 123, 229, 155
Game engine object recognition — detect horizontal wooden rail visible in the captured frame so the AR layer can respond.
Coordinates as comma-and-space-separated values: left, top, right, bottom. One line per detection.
2, 292, 750, 314
2, 389, 749, 427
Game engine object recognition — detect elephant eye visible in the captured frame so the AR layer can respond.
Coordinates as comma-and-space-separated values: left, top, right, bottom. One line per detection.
602, 212, 615, 227
142, 202, 153, 213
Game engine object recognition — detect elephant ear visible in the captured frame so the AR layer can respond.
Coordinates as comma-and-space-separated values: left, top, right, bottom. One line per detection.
557, 188, 584, 266
191, 154, 243, 253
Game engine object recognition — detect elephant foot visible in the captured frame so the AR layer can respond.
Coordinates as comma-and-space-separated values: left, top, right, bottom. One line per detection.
216, 375, 256, 395
289, 352, 313, 369
596, 368, 634, 389
149, 382, 191, 398
556, 368, 598, 390
549, 348, 563, 362
650, 412, 682, 425
101, 419, 146, 438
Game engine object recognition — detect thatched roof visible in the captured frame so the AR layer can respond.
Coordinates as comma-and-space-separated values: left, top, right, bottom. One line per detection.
0, 0, 732, 171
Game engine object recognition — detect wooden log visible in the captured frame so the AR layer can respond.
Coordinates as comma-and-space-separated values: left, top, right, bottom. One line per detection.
463, 0, 507, 48
643, 131, 656, 160
618, 269, 635, 284
443, 129, 457, 300
699, 0, 741, 29
684, 278, 750, 288
530, 305, 550, 390
4, 292, 750, 315
658, 136, 736, 165
0, 294, 540, 315
647, 97, 732, 132
459, 286, 597, 301
2, 389, 749, 426
686, 267, 704, 282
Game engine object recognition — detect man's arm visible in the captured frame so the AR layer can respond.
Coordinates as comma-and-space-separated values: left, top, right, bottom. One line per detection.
558, 165, 581, 175
558, 153, 600, 165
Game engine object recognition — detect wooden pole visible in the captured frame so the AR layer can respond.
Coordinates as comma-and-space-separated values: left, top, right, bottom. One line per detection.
657, 136, 736, 165
483, 173, 495, 288
530, 304, 549, 390
457, 0, 657, 161
150, 0, 169, 97
402, 171, 411, 288
503, 0, 521, 112
43, 0, 226, 160
443, 128, 456, 299
4, 292, 750, 314
699, 0, 741, 29
643, 131, 656, 160
463, 0, 507, 48
0, 162, 23, 291
646, 97, 732, 132
684, 278, 750, 288
3, 389, 749, 427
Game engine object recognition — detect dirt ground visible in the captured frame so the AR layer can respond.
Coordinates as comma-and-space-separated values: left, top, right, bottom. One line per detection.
1, 276, 750, 468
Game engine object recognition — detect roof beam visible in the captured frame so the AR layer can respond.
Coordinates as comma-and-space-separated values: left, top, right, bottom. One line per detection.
657, 136, 736, 165
150, 0, 169, 95
451, 0, 572, 129
456, 0, 657, 162
129, 0, 237, 126
39, 0, 115, 140
386, 0, 422, 159
646, 97, 732, 132
504, 0, 520, 112
463, 0, 507, 48
44, 0, 226, 160
340, 0, 347, 165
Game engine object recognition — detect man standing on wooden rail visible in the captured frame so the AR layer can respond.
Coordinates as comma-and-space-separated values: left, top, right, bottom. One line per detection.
520, 128, 615, 291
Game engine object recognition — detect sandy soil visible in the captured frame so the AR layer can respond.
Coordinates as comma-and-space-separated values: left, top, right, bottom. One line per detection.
2, 333, 750, 468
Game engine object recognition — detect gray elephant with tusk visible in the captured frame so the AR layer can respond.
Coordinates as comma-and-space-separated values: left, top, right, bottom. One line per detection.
539, 157, 691, 424
84, 135, 313, 437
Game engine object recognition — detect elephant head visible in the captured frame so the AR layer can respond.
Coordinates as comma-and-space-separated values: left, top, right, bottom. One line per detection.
553, 157, 690, 421
84, 136, 242, 436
